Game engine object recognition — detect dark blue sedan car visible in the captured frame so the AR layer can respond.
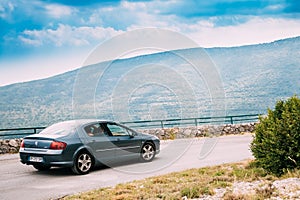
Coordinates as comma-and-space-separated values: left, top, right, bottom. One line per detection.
19, 119, 160, 175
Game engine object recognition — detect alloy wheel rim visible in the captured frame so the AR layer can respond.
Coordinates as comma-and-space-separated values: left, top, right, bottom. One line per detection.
78, 154, 92, 172
142, 144, 154, 160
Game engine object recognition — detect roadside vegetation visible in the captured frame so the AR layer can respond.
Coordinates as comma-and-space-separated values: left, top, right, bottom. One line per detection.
251, 95, 300, 176
62, 160, 300, 200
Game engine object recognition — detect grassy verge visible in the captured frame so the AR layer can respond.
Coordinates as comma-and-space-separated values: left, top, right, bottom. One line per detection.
62, 160, 300, 200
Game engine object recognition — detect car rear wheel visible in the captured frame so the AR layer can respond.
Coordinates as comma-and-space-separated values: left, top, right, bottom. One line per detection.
33, 164, 51, 171
72, 152, 93, 175
140, 142, 156, 162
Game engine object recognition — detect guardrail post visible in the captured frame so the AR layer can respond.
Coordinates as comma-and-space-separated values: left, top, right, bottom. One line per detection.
34, 128, 37, 134
160, 121, 164, 129
194, 119, 198, 127
230, 116, 234, 124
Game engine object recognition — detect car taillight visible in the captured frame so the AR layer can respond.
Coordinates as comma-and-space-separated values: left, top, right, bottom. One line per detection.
50, 141, 67, 150
20, 141, 24, 148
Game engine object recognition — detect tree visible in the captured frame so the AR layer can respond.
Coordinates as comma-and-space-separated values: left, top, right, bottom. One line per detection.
251, 96, 300, 176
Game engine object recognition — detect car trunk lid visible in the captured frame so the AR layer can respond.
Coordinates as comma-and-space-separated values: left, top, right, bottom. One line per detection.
23, 138, 54, 149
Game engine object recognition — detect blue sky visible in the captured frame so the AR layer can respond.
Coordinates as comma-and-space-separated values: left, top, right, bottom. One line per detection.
0, 0, 300, 86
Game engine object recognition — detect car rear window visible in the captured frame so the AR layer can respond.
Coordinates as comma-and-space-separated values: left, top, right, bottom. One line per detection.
39, 121, 76, 136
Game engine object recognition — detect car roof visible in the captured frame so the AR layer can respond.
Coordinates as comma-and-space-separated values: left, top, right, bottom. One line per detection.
55, 119, 117, 127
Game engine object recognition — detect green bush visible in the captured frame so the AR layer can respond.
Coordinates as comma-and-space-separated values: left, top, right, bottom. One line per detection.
181, 186, 200, 198
251, 96, 300, 176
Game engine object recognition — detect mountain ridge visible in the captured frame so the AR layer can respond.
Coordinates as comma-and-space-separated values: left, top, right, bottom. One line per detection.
0, 36, 299, 128
2, 36, 300, 89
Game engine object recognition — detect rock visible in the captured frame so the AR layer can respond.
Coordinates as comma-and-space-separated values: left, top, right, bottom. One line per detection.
2, 140, 9, 145
190, 128, 198, 137
156, 129, 164, 136
239, 126, 245, 132
9, 147, 18, 153
0, 145, 9, 154
224, 126, 231, 133
183, 129, 192, 136
9, 139, 19, 148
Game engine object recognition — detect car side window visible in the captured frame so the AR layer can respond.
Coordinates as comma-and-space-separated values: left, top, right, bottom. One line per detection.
106, 123, 130, 136
84, 123, 106, 137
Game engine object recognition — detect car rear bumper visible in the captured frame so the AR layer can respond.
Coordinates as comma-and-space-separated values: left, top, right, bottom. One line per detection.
20, 152, 73, 167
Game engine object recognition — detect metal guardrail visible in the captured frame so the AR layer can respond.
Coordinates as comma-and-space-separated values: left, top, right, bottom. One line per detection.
0, 127, 46, 139
0, 114, 261, 139
122, 114, 260, 129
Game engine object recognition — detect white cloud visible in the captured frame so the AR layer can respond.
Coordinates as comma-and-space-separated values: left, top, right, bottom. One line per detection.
19, 24, 123, 47
94, 1, 300, 48
3, 0, 300, 87
15, 0, 300, 50
103, 1, 294, 48
83, 0, 171, 29
265, 4, 285, 12
121, 1, 147, 11
183, 17, 300, 47
0, 1, 14, 20
125, 14, 300, 49
0, 5, 5, 18
127, 12, 300, 48
45, 4, 75, 18
18, 35, 42, 46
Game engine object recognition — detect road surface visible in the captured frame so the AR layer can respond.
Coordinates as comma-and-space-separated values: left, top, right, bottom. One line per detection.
0, 134, 253, 200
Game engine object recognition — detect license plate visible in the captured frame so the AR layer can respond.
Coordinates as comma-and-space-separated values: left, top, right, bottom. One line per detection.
29, 156, 43, 162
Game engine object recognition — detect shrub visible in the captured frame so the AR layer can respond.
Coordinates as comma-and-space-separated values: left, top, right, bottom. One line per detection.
181, 186, 200, 198
250, 96, 300, 176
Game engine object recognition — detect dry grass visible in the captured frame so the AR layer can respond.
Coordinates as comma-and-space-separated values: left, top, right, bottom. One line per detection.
62, 160, 300, 200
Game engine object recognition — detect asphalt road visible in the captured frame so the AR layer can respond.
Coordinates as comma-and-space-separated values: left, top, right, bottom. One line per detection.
0, 134, 253, 200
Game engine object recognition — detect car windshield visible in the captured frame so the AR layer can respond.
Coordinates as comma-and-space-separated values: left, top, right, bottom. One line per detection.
39, 121, 77, 136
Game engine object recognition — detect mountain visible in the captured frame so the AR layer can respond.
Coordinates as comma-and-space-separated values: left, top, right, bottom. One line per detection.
0, 37, 299, 128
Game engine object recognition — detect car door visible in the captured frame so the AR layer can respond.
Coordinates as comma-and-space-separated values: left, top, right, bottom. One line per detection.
106, 122, 141, 158
83, 123, 116, 163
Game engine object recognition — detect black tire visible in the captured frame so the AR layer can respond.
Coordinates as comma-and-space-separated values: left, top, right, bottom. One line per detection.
140, 142, 156, 162
33, 164, 51, 171
71, 151, 93, 175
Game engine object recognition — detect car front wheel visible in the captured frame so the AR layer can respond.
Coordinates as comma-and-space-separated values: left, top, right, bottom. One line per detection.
140, 142, 156, 162
72, 151, 93, 175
